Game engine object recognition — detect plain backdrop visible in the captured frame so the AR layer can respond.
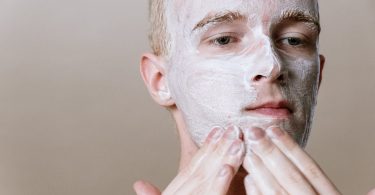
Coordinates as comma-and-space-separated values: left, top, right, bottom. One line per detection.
0, 0, 374, 194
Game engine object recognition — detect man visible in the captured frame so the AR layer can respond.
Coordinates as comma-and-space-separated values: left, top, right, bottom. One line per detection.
134, 0, 341, 194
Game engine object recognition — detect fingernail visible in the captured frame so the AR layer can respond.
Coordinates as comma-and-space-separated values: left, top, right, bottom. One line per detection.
211, 127, 223, 142
267, 126, 284, 139
226, 125, 241, 140
244, 127, 264, 141
229, 142, 243, 155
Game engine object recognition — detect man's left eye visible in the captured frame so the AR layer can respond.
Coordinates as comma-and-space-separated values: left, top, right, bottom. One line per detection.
280, 37, 304, 46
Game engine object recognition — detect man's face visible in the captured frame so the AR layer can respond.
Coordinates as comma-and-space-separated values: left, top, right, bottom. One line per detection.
164, 0, 321, 146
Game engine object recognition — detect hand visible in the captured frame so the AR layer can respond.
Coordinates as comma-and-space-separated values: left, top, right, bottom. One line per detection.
368, 188, 375, 195
134, 126, 246, 195
243, 126, 341, 195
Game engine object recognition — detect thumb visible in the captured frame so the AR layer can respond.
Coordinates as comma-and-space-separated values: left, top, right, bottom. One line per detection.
133, 180, 161, 195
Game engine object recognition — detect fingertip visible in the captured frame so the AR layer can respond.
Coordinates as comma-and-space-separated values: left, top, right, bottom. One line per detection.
223, 125, 242, 140
368, 187, 375, 195
266, 126, 285, 139
133, 180, 160, 195
205, 126, 224, 144
243, 126, 265, 141
133, 180, 144, 191
227, 139, 245, 156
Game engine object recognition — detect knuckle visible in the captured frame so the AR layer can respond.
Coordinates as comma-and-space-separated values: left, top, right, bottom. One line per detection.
224, 164, 235, 176
254, 138, 276, 157
288, 142, 299, 153
218, 164, 235, 178
306, 163, 323, 179
287, 170, 304, 184
263, 144, 277, 156
191, 171, 209, 183
266, 189, 285, 195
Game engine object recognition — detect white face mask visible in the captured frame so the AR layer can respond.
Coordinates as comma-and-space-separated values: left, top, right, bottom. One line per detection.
164, 0, 321, 147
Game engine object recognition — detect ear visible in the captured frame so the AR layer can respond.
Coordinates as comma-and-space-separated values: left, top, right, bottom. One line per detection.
140, 53, 175, 107
318, 54, 325, 89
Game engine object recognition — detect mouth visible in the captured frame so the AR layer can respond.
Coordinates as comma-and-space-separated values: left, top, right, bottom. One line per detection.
243, 100, 293, 119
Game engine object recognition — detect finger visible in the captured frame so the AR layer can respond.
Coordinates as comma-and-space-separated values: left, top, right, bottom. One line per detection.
204, 126, 225, 145
184, 126, 245, 193
208, 164, 236, 194
169, 126, 225, 188
166, 126, 245, 194
187, 126, 225, 172
133, 180, 161, 195
266, 126, 341, 194
188, 125, 243, 177
367, 187, 375, 195
244, 127, 316, 195
243, 150, 287, 195
244, 175, 262, 195
212, 126, 245, 170
205, 126, 245, 194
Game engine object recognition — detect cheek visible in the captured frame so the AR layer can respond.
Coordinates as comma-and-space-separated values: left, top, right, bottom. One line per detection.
282, 57, 320, 115
185, 68, 249, 115
171, 60, 257, 115
290, 59, 319, 90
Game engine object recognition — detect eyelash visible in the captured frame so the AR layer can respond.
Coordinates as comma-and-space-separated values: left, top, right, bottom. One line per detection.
201, 33, 313, 52
276, 32, 315, 49
278, 37, 305, 47
206, 33, 240, 47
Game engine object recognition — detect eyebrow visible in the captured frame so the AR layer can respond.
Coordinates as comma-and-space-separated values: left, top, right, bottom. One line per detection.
279, 9, 321, 33
192, 11, 246, 32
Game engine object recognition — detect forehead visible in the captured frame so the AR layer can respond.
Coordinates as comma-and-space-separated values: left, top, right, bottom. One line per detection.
167, 0, 319, 29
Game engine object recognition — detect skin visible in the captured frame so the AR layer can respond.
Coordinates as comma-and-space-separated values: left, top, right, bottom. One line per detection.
164, 0, 322, 147
369, 188, 375, 195
135, 0, 346, 194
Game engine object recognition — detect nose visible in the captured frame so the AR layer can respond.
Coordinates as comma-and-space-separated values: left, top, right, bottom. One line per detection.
252, 62, 286, 83
244, 32, 287, 85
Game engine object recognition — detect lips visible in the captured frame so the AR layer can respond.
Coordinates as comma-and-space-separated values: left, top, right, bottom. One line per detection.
243, 101, 293, 118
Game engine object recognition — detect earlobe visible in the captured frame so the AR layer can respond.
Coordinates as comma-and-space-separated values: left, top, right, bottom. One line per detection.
140, 53, 175, 107
318, 54, 325, 89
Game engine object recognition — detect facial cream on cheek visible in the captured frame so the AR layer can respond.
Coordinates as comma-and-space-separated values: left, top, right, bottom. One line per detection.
166, 22, 284, 145
165, 0, 321, 146
166, 57, 256, 142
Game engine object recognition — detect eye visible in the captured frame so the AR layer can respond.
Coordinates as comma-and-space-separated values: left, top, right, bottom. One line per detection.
198, 32, 244, 54
282, 37, 303, 46
213, 36, 233, 45
208, 34, 240, 47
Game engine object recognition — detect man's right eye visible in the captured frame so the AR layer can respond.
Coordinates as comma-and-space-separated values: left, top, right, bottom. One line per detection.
212, 36, 233, 45
205, 33, 240, 48
197, 32, 244, 55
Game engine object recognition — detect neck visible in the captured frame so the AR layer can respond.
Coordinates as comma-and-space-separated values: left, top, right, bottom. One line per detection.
172, 109, 247, 195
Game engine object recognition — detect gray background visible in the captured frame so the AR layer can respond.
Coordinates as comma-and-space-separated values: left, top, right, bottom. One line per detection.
0, 0, 374, 194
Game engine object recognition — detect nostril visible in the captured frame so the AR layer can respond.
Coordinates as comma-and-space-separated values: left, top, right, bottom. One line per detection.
253, 75, 264, 81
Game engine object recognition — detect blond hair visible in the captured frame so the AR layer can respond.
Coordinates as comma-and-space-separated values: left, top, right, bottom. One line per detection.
149, 0, 170, 56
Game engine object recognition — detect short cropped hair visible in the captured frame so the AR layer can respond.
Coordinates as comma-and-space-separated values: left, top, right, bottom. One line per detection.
149, 0, 170, 57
